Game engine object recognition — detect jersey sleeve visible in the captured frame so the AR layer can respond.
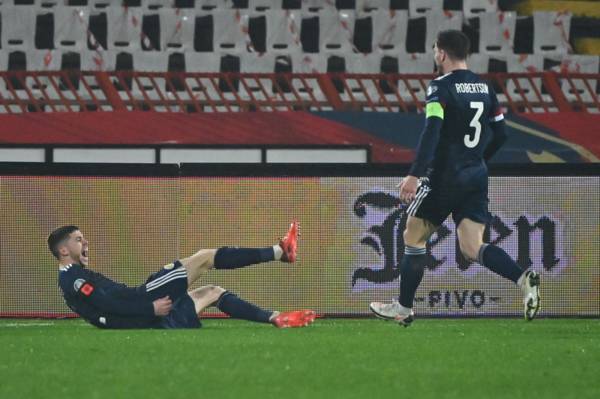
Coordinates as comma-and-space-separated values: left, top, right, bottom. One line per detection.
407, 81, 447, 177
60, 267, 155, 318
424, 81, 450, 120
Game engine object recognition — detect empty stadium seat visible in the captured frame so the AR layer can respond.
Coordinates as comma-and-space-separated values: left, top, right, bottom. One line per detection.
141, 1, 167, 11
478, 11, 516, 55
462, 0, 497, 19
193, 12, 215, 51
141, 10, 161, 50
302, 0, 334, 12
54, 6, 88, 50
129, 51, 169, 105
319, 9, 355, 53
239, 52, 281, 102
159, 8, 196, 52
506, 53, 545, 103
0, 50, 16, 113
346, 52, 382, 73
241, 52, 277, 74
185, 52, 221, 72
183, 52, 223, 107
1, 6, 37, 50
266, 10, 302, 53
81, 49, 113, 71
533, 11, 572, 55
196, 0, 234, 11
398, 53, 434, 101
371, 10, 408, 53
28, 48, 62, 71
213, 9, 251, 52
133, 51, 168, 72
37, 0, 63, 8
88, 0, 111, 9
106, 6, 143, 51
27, 49, 87, 108
86, 8, 108, 50
248, 0, 283, 11
289, 52, 328, 105
344, 52, 390, 107
549, 55, 599, 104
409, 0, 442, 17
356, 0, 391, 13
468, 53, 490, 73
425, 10, 463, 52
290, 52, 325, 73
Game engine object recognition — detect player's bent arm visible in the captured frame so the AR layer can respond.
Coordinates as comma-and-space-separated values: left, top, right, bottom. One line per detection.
408, 102, 444, 177
483, 118, 507, 162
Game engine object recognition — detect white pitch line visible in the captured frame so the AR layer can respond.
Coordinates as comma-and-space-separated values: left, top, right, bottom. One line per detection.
0, 322, 55, 328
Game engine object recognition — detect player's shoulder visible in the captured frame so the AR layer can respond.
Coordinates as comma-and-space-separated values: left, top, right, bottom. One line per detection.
59, 263, 84, 274
433, 71, 454, 82
58, 264, 85, 286
430, 72, 452, 88
427, 73, 452, 99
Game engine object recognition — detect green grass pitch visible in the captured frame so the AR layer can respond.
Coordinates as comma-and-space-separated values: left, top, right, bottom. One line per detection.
1, 318, 599, 399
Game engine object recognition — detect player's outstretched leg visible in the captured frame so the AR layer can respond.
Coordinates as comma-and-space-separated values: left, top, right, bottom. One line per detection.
181, 220, 300, 286
370, 216, 436, 327
457, 218, 541, 320
188, 285, 316, 328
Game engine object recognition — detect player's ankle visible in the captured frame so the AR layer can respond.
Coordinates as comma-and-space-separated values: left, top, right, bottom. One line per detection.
269, 311, 280, 323
273, 245, 283, 261
517, 271, 526, 287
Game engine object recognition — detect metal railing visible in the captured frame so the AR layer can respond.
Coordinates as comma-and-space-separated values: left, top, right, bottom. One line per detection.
0, 71, 597, 114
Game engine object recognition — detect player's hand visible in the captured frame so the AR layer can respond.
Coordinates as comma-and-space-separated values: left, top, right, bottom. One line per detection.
399, 175, 419, 204
153, 296, 173, 316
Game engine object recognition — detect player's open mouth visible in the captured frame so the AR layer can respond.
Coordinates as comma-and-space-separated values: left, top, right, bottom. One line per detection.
81, 249, 89, 261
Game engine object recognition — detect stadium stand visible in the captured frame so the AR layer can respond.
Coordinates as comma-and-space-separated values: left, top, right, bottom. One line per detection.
0, 0, 598, 163
0, 0, 600, 166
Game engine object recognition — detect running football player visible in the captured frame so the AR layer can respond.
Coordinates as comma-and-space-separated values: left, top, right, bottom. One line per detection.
370, 30, 540, 326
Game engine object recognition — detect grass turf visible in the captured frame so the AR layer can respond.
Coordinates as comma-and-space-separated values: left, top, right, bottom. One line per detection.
1, 318, 599, 399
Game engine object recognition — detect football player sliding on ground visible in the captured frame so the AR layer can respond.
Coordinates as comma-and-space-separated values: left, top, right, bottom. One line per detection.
49, 221, 316, 329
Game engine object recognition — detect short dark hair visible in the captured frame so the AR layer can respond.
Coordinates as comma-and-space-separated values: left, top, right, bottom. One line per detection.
436, 30, 471, 60
48, 225, 79, 259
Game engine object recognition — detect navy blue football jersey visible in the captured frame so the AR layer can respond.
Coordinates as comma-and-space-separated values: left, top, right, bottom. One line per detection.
422, 69, 503, 181
58, 264, 159, 329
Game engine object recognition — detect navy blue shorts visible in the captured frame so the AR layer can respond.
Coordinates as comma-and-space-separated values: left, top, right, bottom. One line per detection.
159, 294, 201, 329
408, 175, 491, 227
142, 261, 201, 329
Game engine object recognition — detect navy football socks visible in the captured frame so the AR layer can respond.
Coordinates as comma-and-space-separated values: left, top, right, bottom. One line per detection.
216, 292, 273, 323
399, 246, 427, 308
478, 244, 523, 283
213, 247, 275, 270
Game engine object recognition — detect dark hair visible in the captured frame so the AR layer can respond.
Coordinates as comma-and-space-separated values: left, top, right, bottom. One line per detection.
48, 225, 79, 259
436, 30, 471, 60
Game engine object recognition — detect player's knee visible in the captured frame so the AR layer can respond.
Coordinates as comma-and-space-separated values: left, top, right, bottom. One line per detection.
459, 241, 480, 261
206, 285, 226, 302
403, 229, 423, 247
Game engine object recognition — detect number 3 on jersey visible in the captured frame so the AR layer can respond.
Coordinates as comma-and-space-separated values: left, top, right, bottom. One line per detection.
465, 101, 484, 148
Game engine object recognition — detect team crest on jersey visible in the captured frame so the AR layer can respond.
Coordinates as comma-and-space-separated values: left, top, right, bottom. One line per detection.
73, 278, 85, 292
427, 85, 438, 96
